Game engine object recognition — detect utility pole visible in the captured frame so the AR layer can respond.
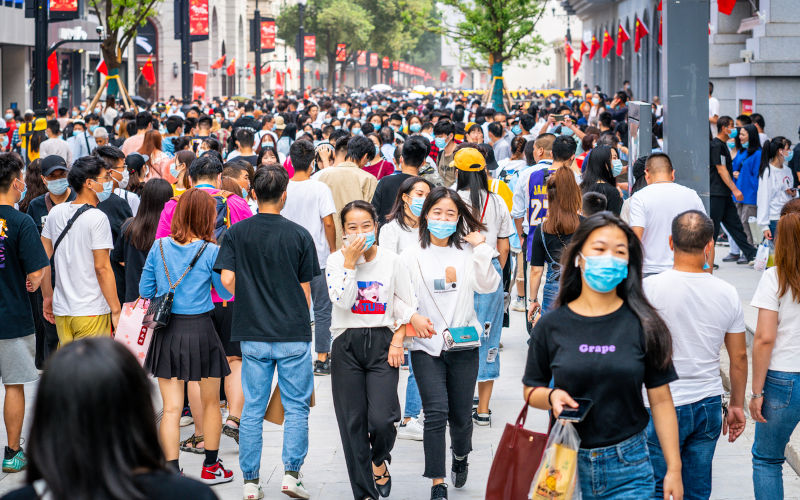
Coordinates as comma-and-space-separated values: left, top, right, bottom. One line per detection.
32, 0, 49, 116
298, 0, 306, 95
180, 0, 192, 102
254, 0, 262, 100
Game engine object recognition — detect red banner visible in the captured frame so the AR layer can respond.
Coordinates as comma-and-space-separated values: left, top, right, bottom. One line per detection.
336, 44, 347, 62
303, 35, 316, 59
369, 53, 378, 67
49, 0, 77, 12
357, 51, 367, 66
192, 71, 207, 101
392, 60, 399, 71
261, 20, 276, 51
47, 96, 59, 112
189, 0, 209, 37
382, 56, 390, 69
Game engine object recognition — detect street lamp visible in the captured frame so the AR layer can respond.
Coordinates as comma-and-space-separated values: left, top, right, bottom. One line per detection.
298, 0, 306, 95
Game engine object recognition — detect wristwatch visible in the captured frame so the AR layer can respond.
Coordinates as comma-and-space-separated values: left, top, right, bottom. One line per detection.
750, 393, 764, 399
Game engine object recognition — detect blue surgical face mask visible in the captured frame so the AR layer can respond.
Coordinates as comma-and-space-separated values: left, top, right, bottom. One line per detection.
371, 105, 378, 111
242, 187, 249, 199
352, 128, 362, 136
434, 137, 447, 149
73, 130, 82, 137
79, 105, 86, 111
561, 126, 574, 137
511, 125, 522, 136
427, 219, 458, 239
591, 97, 600, 105
726, 141, 736, 149
729, 128, 738, 139
4, 113, 13, 121
786, 150, 795, 163
579, 253, 629, 293
89, 124, 99, 133
410, 123, 422, 133
14, 179, 26, 201
741, 141, 749, 149
170, 162, 182, 179
375, 145, 380, 157
409, 196, 425, 216
362, 231, 376, 250
373, 123, 381, 131
95, 179, 114, 202
611, 159, 623, 177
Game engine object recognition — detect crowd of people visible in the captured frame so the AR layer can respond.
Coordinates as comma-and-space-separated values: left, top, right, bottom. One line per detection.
0, 83, 798, 500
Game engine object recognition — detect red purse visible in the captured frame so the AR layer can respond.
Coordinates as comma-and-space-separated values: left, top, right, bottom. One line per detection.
485, 390, 549, 500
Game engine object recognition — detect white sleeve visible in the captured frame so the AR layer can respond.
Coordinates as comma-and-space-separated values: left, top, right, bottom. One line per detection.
751, 268, 779, 312
379, 223, 400, 255
494, 195, 515, 238
756, 173, 770, 228
90, 211, 114, 250
325, 252, 359, 310
511, 172, 528, 220
470, 243, 501, 294
627, 194, 646, 228
728, 290, 747, 333
319, 183, 336, 218
391, 256, 418, 326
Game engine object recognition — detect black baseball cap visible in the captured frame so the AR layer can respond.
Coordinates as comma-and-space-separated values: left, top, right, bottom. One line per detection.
41, 155, 68, 176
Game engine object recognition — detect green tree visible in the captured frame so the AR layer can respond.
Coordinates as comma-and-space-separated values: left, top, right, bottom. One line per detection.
89, 0, 162, 96
434, 0, 549, 109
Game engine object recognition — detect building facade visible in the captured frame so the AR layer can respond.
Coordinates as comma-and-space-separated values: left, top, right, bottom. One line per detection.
0, 1, 34, 110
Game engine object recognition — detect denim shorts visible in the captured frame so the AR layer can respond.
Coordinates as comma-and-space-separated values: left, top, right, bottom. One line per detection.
475, 259, 504, 382
578, 431, 655, 499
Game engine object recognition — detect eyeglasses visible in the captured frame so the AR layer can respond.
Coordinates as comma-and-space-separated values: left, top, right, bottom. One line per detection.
93, 174, 113, 183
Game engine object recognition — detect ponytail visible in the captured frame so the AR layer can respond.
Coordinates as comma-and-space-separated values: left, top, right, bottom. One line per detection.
759, 136, 789, 179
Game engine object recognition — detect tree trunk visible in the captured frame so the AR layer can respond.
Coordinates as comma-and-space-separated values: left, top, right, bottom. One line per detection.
491, 56, 503, 111
339, 63, 346, 92
101, 40, 122, 97
326, 52, 336, 91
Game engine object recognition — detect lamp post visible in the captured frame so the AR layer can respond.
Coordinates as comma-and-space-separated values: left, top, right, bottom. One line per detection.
298, 0, 306, 94
254, 0, 262, 99
180, 0, 192, 101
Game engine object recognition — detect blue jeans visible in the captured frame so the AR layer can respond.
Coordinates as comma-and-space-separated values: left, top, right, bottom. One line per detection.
752, 370, 800, 500
541, 263, 560, 312
578, 431, 655, 499
475, 258, 503, 382
404, 357, 422, 418
239, 341, 313, 479
646, 395, 722, 500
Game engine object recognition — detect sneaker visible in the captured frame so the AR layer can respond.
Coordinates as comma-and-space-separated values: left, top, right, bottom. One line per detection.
313, 359, 331, 376
281, 472, 310, 499
722, 253, 740, 262
472, 409, 491, 427
510, 296, 526, 312
2, 447, 26, 473
451, 453, 468, 488
472, 396, 479, 410
179, 406, 193, 427
200, 459, 234, 485
431, 483, 448, 499
397, 417, 424, 441
737, 255, 749, 265
243, 482, 264, 499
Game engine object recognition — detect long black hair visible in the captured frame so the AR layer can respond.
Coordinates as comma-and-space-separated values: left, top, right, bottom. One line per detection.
26, 338, 165, 499
759, 136, 790, 179
557, 212, 673, 369
387, 176, 433, 230
454, 143, 490, 219
123, 178, 174, 252
419, 186, 486, 249
580, 145, 616, 190
735, 124, 761, 155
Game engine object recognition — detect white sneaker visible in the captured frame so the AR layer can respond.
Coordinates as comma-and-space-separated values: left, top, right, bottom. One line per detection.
397, 417, 424, 441
243, 482, 264, 499
281, 473, 310, 499
511, 296, 526, 312
179, 415, 194, 427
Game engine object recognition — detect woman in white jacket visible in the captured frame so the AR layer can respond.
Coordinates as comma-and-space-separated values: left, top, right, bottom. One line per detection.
399, 187, 501, 500
756, 137, 796, 242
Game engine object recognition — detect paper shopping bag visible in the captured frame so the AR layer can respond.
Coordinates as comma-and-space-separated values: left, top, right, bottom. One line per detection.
113, 298, 154, 366
264, 385, 316, 425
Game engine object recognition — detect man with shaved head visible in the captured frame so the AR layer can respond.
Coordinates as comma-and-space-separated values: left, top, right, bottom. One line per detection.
628, 153, 710, 277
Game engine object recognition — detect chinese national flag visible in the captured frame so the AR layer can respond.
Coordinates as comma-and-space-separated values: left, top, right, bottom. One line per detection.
580, 40, 589, 60
96, 58, 108, 76
718, 0, 735, 15
658, 17, 663, 45
261, 65, 270, 75
459, 70, 466, 84
601, 30, 614, 59
226, 58, 236, 77
440, 70, 448, 82
142, 57, 156, 86
47, 52, 59, 90
572, 57, 581, 76
211, 55, 226, 70
616, 24, 630, 57
246, 62, 251, 80
315, 69, 320, 80
564, 38, 574, 61
634, 17, 649, 52
589, 35, 600, 60
286, 67, 292, 79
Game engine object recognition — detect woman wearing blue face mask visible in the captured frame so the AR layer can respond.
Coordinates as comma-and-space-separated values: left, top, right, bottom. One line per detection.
523, 212, 682, 500
400, 187, 500, 500
580, 145, 624, 216
327, 200, 432, 500
407, 115, 423, 135
380, 176, 432, 255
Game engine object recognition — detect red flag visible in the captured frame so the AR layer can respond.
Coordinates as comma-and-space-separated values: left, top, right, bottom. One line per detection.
314, 69, 320, 80
226, 58, 236, 77
286, 67, 292, 79
96, 58, 108, 76
459, 70, 466, 85
47, 52, 59, 90
275, 71, 284, 96
564, 38, 574, 61
572, 57, 581, 76
657, 0, 662, 10
210, 55, 226, 70
718, 0, 735, 15
246, 62, 251, 80
440, 70, 448, 82
634, 17, 649, 52
590, 35, 600, 60
601, 30, 614, 58
142, 57, 155, 86
616, 24, 630, 57
580, 40, 589, 60
658, 16, 663, 45
261, 65, 270, 75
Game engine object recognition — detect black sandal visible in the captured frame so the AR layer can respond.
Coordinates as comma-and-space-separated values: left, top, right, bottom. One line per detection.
372, 461, 391, 498
223, 416, 240, 444
179, 434, 205, 454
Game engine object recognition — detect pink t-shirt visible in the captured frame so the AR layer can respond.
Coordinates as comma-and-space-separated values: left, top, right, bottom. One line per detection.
156, 186, 253, 302
121, 134, 145, 156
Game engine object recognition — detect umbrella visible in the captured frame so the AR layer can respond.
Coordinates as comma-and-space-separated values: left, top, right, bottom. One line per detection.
406, 92, 424, 100
371, 84, 392, 92
129, 95, 150, 108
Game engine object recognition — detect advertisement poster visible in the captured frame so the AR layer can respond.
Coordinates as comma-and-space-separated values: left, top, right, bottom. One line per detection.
261, 19, 276, 51
192, 71, 207, 101
336, 44, 347, 62
369, 53, 378, 67
49, 0, 77, 12
303, 35, 316, 59
189, 0, 209, 37
357, 51, 367, 66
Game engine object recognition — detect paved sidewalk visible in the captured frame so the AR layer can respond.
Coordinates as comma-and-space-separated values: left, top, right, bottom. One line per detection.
3, 255, 800, 499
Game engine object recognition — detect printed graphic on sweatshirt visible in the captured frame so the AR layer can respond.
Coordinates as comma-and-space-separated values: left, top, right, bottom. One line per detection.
0, 218, 7, 269
433, 266, 458, 293
351, 280, 387, 314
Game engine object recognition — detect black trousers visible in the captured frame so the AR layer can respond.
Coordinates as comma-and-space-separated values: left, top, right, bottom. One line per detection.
710, 195, 756, 260
331, 328, 400, 500
31, 289, 58, 369
411, 348, 479, 479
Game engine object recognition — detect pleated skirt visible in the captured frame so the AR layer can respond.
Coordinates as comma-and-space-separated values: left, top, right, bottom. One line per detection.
144, 312, 231, 381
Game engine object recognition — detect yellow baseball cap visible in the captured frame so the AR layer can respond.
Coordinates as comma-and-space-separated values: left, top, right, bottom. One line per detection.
452, 147, 486, 172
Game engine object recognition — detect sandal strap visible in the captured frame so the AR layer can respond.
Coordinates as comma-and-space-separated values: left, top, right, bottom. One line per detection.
181, 434, 204, 447
226, 416, 240, 425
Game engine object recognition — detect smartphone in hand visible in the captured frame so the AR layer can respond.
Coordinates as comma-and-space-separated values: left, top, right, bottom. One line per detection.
559, 398, 594, 423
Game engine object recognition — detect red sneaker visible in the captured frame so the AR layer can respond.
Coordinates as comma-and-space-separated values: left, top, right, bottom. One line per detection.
200, 459, 234, 485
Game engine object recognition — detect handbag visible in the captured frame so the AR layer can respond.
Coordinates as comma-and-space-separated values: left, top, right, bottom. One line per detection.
415, 258, 481, 350
114, 298, 154, 366
143, 240, 209, 329
485, 390, 549, 500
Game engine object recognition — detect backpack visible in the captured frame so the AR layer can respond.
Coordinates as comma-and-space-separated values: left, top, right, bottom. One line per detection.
211, 192, 232, 240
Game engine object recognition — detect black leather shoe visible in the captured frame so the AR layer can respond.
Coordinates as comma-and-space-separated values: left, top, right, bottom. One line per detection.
722, 253, 740, 262
451, 453, 468, 488
431, 483, 448, 499
737, 255, 750, 265
373, 461, 391, 498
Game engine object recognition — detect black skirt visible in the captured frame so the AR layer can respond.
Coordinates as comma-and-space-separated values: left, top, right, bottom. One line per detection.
145, 312, 231, 381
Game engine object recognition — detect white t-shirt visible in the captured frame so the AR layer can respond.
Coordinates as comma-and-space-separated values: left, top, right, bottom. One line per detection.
378, 219, 419, 255
42, 203, 114, 316
458, 190, 514, 252
643, 270, 745, 406
751, 267, 800, 372
709, 96, 720, 136
281, 179, 336, 268
114, 188, 140, 216
416, 244, 467, 335
628, 182, 706, 274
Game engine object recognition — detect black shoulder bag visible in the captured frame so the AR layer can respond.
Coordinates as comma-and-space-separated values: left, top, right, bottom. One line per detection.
143, 240, 209, 329
50, 204, 95, 286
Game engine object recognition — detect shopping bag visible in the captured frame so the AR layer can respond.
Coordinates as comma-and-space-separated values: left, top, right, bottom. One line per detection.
754, 239, 770, 272
486, 391, 549, 500
264, 385, 316, 425
530, 419, 581, 500
113, 298, 153, 366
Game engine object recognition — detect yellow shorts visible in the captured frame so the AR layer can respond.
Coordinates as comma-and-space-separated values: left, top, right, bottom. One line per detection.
54, 314, 112, 346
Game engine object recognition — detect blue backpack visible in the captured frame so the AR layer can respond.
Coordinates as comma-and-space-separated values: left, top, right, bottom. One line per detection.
211, 192, 232, 240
